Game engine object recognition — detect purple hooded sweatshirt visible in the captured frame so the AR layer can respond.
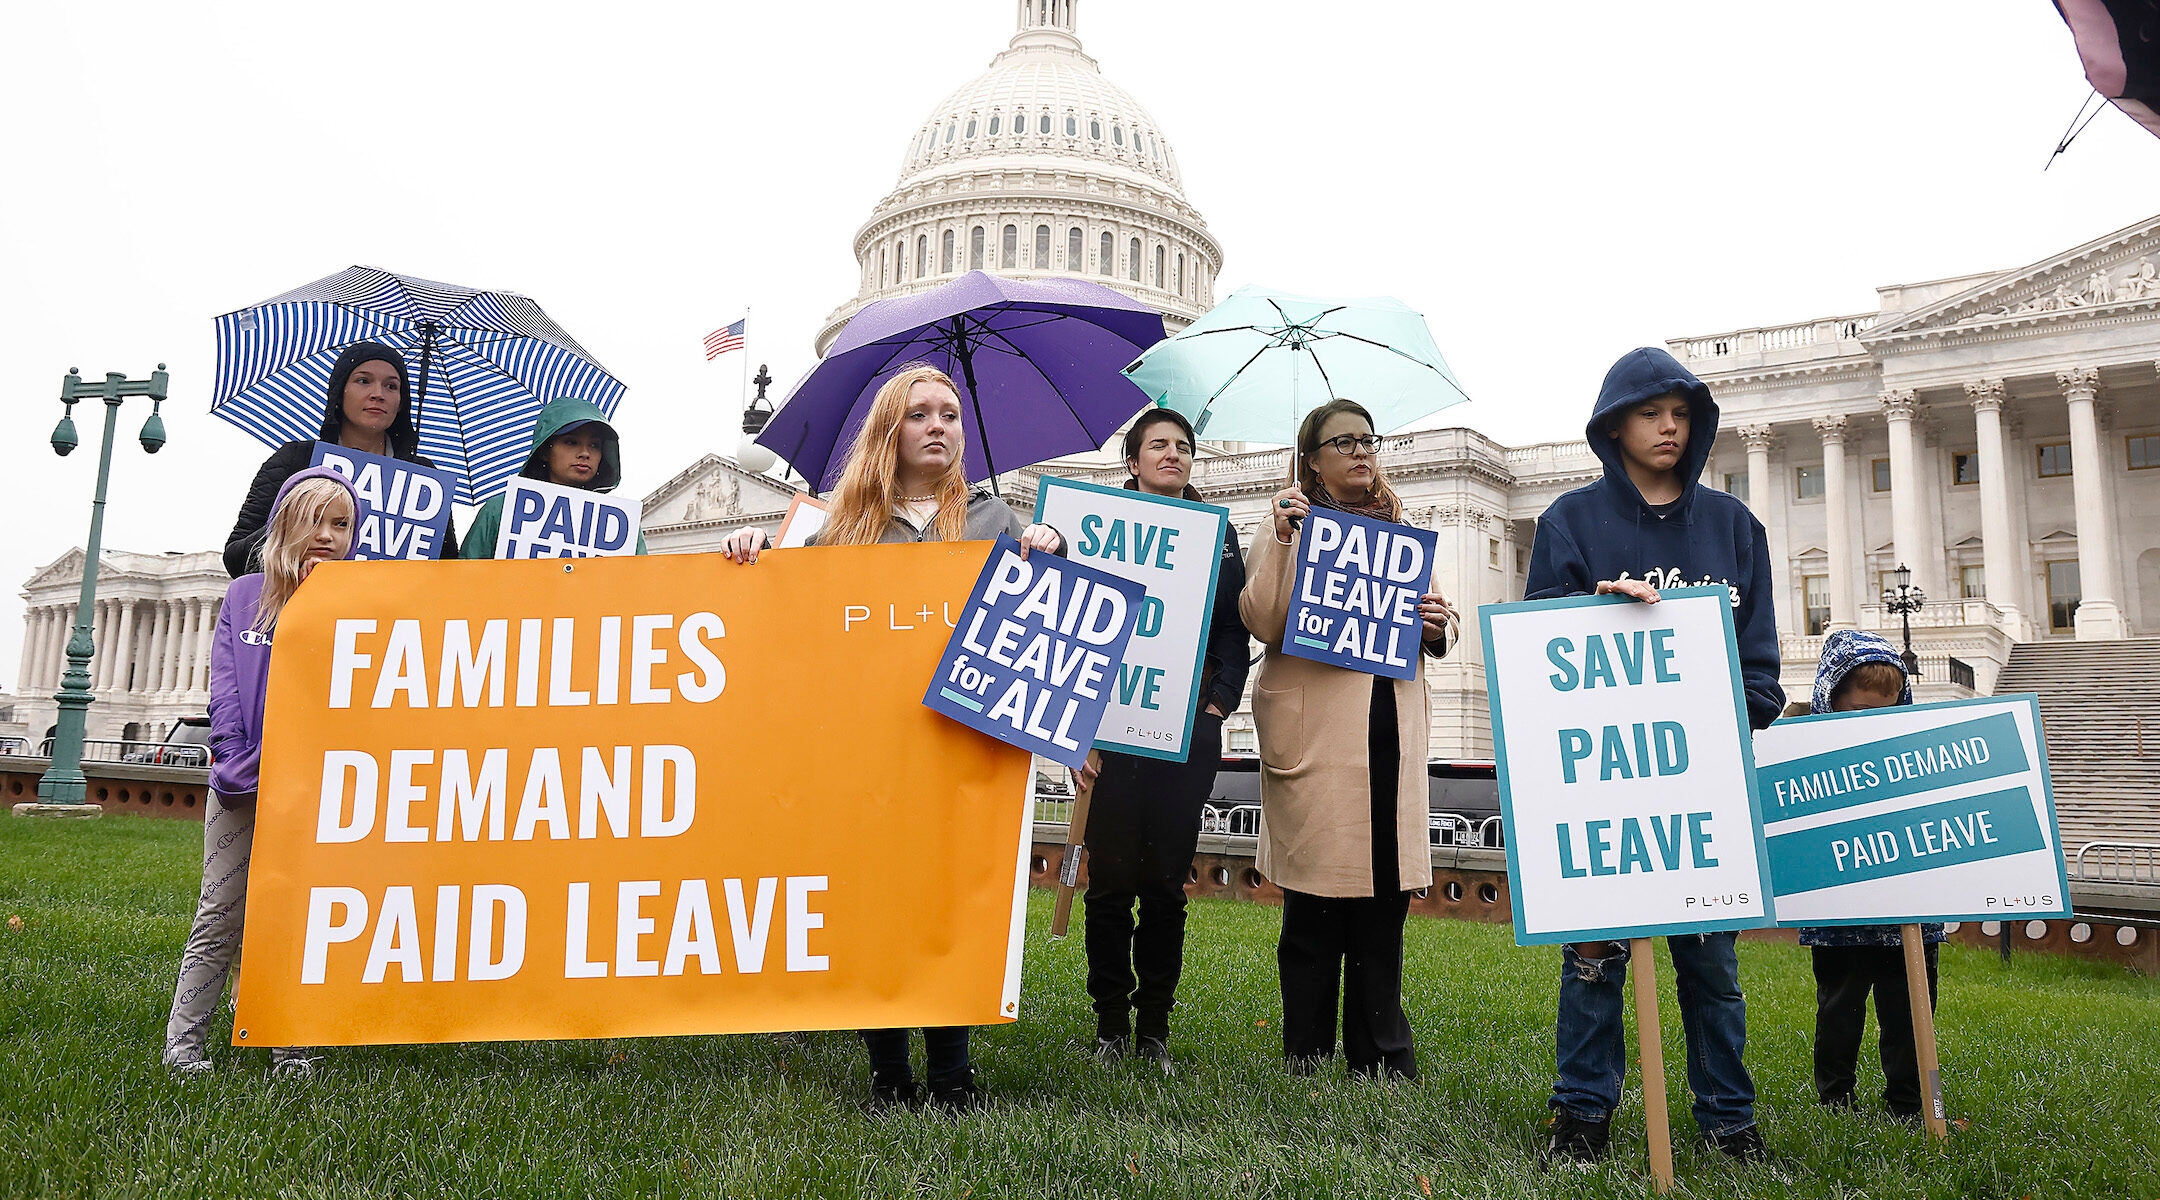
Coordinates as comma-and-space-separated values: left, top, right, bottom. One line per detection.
207, 466, 363, 802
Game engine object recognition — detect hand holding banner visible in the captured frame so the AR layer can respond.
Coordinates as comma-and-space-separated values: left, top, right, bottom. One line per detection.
1481, 587, 1775, 945
1035, 477, 1227, 762
310, 442, 457, 561
495, 478, 642, 559
1284, 508, 1438, 681
924, 534, 1145, 769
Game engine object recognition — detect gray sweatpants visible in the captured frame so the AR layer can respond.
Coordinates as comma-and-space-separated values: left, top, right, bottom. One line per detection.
163, 795, 306, 1066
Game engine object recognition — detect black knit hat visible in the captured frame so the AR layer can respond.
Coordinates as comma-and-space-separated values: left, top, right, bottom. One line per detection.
319, 341, 419, 458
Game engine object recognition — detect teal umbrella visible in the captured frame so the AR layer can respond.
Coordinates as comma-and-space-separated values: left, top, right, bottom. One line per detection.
1121, 285, 1470, 443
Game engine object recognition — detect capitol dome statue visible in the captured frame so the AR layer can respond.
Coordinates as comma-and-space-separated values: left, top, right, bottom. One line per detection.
814, 0, 1224, 354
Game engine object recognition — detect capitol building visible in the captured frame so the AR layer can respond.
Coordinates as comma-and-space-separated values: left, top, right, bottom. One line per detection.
12, 3, 2160, 844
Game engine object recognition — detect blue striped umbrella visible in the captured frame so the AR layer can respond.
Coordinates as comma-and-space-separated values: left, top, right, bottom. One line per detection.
211, 266, 625, 504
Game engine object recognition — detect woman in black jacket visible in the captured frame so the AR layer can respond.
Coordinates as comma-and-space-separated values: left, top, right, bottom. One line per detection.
221, 341, 461, 576
1081, 407, 1248, 1074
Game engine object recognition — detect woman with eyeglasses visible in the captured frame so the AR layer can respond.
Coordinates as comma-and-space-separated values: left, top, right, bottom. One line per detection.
1239, 398, 1455, 1080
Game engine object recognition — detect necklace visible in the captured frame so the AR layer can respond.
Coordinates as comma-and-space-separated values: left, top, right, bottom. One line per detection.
899, 493, 936, 503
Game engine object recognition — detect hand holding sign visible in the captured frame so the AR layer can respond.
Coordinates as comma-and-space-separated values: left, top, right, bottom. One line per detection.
925, 534, 1145, 769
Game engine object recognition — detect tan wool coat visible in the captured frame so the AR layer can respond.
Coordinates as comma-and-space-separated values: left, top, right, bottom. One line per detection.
1239, 524, 1442, 898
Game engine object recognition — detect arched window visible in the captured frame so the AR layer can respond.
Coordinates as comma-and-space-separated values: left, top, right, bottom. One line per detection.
1066, 115, 1078, 136
1149, 134, 1159, 159
1034, 225, 1050, 268
1090, 119, 1102, 140
1039, 113, 1051, 134
1155, 245, 1165, 286
917, 234, 929, 277
1128, 237, 1141, 282
988, 115, 1000, 136
1176, 252, 1184, 295
970, 226, 985, 271
1068, 226, 1083, 268
1001, 224, 1018, 269
964, 118, 977, 139
1099, 231, 1113, 275
1013, 110, 1025, 133
1112, 124, 1124, 147
943, 229, 956, 273
878, 247, 887, 287
894, 240, 905, 282
945, 123, 956, 144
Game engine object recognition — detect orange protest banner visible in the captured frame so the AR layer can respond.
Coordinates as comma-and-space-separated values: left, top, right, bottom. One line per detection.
232, 544, 1033, 1047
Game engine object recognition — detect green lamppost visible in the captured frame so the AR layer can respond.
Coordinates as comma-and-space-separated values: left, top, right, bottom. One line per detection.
17, 366, 170, 818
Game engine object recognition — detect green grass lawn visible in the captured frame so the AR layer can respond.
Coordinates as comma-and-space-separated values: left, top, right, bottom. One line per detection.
3, 814, 2157, 1199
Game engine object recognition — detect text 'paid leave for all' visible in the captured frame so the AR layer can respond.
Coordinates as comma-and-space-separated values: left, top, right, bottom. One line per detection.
234, 547, 1033, 1046
1283, 507, 1439, 682
924, 534, 1145, 769
1481, 588, 1775, 945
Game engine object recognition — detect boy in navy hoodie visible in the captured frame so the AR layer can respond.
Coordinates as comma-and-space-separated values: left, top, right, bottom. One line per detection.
1526, 347, 1784, 1164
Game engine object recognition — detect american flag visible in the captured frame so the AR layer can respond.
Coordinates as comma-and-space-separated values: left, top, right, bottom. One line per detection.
703, 319, 745, 360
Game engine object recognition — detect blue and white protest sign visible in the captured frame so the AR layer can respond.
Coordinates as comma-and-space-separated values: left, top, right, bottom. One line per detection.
1754, 695, 2068, 926
1035, 477, 1227, 762
494, 477, 642, 559
924, 534, 1146, 769
1282, 508, 1438, 681
1481, 588, 1775, 945
310, 443, 456, 561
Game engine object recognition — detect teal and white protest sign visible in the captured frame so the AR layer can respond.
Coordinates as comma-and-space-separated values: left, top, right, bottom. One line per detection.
1035, 477, 1227, 762
1482, 588, 1775, 945
494, 477, 642, 559
1754, 695, 2069, 926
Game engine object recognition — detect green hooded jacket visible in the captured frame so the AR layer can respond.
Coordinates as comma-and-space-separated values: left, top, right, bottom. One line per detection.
462, 396, 649, 558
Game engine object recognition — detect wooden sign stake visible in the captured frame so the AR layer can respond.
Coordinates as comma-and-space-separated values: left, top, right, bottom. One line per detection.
1902, 923, 1949, 1141
1630, 937, 1676, 1194
1047, 769, 1096, 939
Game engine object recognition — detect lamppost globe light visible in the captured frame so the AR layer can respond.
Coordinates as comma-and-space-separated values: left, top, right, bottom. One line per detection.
51, 412, 79, 456
139, 407, 167, 454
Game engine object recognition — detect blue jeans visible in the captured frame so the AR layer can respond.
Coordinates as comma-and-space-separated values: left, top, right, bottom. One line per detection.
1551, 933, 1756, 1136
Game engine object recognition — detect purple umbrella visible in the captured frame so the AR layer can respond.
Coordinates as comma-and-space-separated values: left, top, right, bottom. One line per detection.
757, 271, 1166, 490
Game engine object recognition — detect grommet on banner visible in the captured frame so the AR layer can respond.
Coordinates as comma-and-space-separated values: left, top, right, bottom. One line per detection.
563, 564, 575, 573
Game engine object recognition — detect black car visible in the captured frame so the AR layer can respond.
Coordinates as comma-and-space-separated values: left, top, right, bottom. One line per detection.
1202, 754, 1503, 847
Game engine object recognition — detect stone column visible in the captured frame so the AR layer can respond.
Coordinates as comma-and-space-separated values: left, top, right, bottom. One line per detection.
1879, 389, 1930, 595
193, 599, 218, 691
42, 606, 68, 690
1814, 415, 1856, 631
1965, 380, 2025, 636
18, 608, 43, 693
2057, 367, 2124, 638
144, 601, 170, 695
1736, 424, 1774, 524
170, 600, 196, 697
111, 599, 140, 694
89, 600, 111, 690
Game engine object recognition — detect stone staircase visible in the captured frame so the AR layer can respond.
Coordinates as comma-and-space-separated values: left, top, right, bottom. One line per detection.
1992, 638, 2160, 849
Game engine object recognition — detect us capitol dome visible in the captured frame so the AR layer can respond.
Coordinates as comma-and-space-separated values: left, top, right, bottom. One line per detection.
814, 0, 1224, 353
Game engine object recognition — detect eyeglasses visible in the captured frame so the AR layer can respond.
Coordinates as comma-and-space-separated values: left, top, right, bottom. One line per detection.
1318, 434, 1383, 456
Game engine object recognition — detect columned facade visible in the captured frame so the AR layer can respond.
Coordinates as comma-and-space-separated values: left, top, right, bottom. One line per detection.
10, 550, 226, 744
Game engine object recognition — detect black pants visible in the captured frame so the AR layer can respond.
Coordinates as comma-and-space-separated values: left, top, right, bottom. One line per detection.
1083, 713, 1221, 1040
1275, 678, 1416, 1079
1811, 943, 1938, 1115
860, 1027, 971, 1091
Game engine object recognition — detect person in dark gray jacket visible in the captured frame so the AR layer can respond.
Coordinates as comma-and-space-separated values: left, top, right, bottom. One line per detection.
718, 363, 1062, 1111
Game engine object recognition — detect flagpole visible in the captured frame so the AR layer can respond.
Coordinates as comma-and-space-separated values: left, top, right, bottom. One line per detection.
738, 306, 751, 420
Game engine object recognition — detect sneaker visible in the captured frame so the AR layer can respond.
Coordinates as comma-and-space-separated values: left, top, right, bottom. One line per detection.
1133, 1035, 1174, 1078
1544, 1111, 1611, 1164
868, 1078, 919, 1111
269, 1054, 319, 1081
1705, 1123, 1773, 1163
167, 1059, 214, 1078
1092, 1034, 1130, 1064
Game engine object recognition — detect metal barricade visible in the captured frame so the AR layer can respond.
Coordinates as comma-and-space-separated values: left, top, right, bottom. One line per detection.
2074, 842, 2160, 885
1428, 811, 1475, 847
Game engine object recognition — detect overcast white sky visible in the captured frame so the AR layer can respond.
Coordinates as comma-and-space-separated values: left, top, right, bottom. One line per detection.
5, 1, 2159, 690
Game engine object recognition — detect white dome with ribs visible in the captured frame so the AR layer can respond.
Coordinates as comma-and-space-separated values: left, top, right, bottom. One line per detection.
816, 0, 1223, 354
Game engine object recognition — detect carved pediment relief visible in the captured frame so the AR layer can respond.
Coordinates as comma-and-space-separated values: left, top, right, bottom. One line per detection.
1873, 212, 2160, 337
642, 455, 800, 526
25, 549, 89, 590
